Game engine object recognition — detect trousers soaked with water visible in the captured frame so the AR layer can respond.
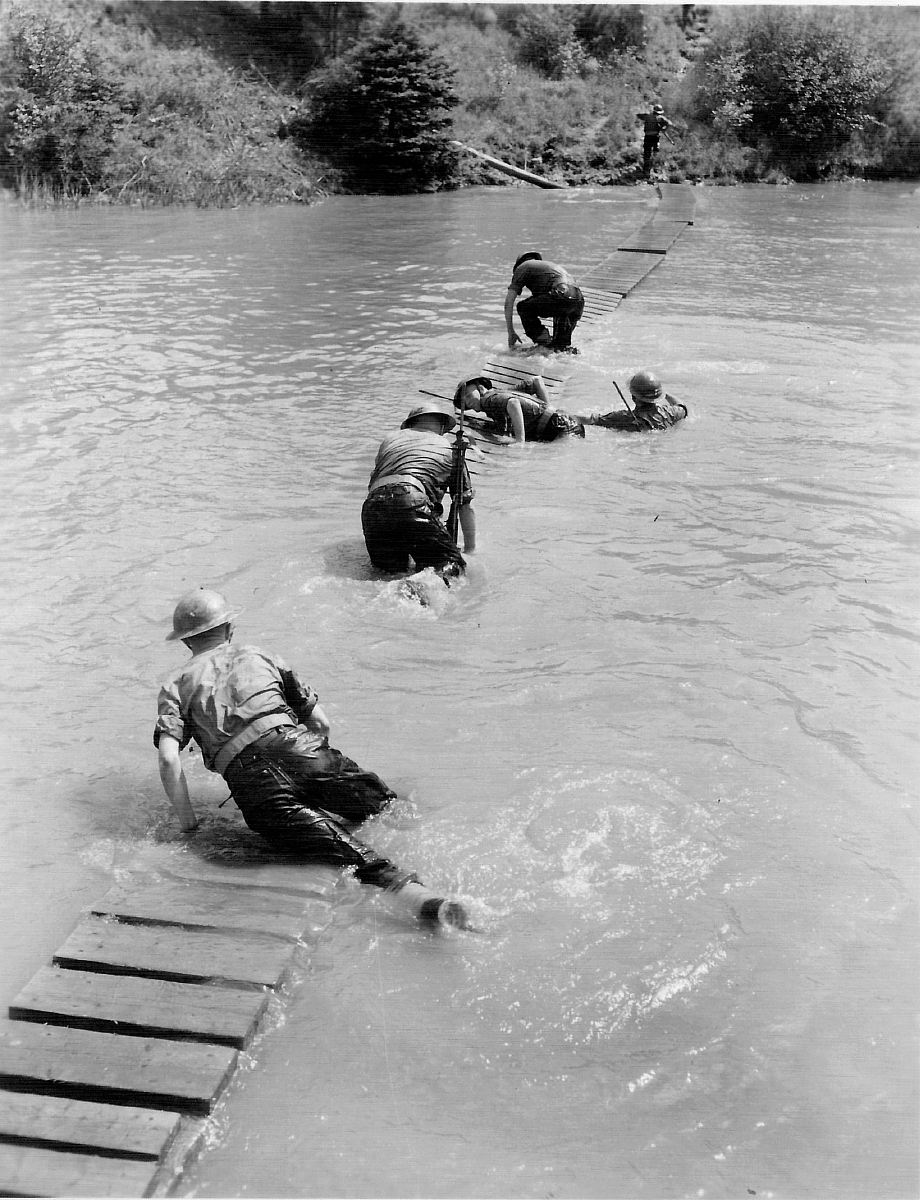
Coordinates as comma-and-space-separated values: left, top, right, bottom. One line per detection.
517, 285, 584, 349
224, 726, 415, 890
361, 482, 464, 577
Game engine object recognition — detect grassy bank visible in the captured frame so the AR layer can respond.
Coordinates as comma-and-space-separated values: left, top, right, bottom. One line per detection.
2, 1, 918, 207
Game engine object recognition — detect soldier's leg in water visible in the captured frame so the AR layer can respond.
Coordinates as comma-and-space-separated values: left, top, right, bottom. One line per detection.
225, 733, 469, 924
516, 296, 552, 346
226, 740, 407, 885
403, 502, 466, 584
361, 490, 412, 573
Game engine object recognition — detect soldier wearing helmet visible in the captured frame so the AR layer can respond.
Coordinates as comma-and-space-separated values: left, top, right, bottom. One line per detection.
454, 372, 586, 443
636, 103, 675, 176
361, 401, 476, 581
505, 251, 584, 354
586, 370, 688, 431
154, 587, 470, 927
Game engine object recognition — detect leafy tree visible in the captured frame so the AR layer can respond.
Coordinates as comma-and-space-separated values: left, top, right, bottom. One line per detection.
508, 6, 591, 80
0, 9, 123, 192
293, 17, 459, 193
573, 5, 646, 60
694, 8, 886, 177
257, 2, 370, 70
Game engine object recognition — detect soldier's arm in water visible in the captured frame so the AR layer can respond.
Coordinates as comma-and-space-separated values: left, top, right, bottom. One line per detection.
504, 287, 522, 348
520, 376, 550, 404
505, 396, 526, 442
305, 703, 330, 740
157, 734, 198, 832
459, 502, 477, 553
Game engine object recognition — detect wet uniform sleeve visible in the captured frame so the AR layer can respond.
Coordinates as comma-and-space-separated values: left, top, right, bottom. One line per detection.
509, 265, 529, 294
153, 681, 190, 750
275, 657, 320, 725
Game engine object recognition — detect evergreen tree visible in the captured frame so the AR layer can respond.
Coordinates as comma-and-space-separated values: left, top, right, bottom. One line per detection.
294, 17, 459, 194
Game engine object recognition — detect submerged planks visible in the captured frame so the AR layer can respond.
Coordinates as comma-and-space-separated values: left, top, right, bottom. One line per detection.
1, 850, 335, 1196
581, 250, 666, 296
0, 1143, 160, 1198
618, 219, 691, 254
10, 966, 269, 1049
53, 915, 294, 989
0, 1090, 180, 1159
92, 878, 316, 940
0, 1019, 237, 1115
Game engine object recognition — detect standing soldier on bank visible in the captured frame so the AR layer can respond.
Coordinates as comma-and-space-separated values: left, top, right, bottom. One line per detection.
154, 587, 470, 928
636, 103, 674, 176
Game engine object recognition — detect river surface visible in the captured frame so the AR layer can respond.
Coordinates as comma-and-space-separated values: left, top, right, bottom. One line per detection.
1, 183, 918, 1199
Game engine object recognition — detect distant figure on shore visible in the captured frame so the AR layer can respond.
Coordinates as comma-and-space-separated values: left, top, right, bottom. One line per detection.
454, 373, 586, 443
505, 251, 585, 355
636, 104, 674, 176
585, 370, 688, 431
154, 587, 470, 927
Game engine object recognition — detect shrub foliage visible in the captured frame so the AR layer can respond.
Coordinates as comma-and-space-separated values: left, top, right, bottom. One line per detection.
694, 9, 887, 178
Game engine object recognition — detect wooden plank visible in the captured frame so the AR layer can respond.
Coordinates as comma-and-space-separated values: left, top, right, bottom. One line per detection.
0, 1091, 179, 1161
581, 252, 665, 295
618, 220, 690, 253
91, 879, 314, 941
0, 1019, 236, 1115
54, 916, 294, 989
0, 1143, 158, 1197
10, 967, 269, 1050
657, 184, 696, 222
580, 288, 624, 315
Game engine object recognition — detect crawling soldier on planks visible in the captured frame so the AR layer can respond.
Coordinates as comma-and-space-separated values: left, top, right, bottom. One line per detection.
154, 588, 469, 929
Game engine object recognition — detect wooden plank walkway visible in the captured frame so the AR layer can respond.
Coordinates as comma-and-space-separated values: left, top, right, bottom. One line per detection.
0, 1019, 237, 1115
574, 183, 695, 329
0, 1091, 180, 1159
91, 878, 316, 940
1, 849, 337, 1196
451, 185, 695, 389
618, 218, 691, 254
53, 915, 295, 988
10, 966, 269, 1049
0, 1143, 162, 1198
581, 249, 666, 296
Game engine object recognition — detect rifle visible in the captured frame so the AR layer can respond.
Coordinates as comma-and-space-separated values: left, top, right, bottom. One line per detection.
447, 395, 467, 545
614, 379, 642, 432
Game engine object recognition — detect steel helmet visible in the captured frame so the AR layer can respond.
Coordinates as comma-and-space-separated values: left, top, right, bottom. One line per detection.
401, 402, 457, 431
166, 587, 241, 642
514, 251, 542, 270
653, 103, 665, 114
628, 369, 664, 402
454, 374, 492, 405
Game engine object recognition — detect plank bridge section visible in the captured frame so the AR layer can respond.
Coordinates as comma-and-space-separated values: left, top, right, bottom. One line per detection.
579, 182, 696, 326
0, 849, 337, 1196
448, 184, 696, 407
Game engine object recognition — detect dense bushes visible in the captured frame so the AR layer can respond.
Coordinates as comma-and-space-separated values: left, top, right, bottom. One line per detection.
0, 2, 320, 204
0, 9, 123, 191
691, 8, 902, 180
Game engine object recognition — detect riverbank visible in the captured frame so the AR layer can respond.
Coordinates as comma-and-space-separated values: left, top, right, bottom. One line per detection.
2, 1, 918, 206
